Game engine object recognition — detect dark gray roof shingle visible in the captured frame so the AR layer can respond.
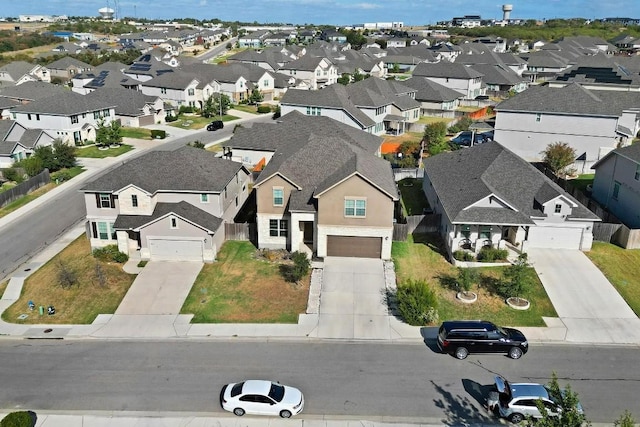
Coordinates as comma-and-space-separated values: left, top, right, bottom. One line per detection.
113, 201, 223, 233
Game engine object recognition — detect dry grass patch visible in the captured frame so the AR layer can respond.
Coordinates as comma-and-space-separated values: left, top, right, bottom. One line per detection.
383, 132, 423, 145
182, 241, 309, 323
1, 236, 136, 324
392, 234, 556, 326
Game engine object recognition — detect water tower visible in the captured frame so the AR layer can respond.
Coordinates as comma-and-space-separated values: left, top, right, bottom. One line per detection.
99, 7, 115, 19
502, 4, 513, 21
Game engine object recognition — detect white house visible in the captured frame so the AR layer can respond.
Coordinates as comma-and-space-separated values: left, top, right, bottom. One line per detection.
412, 61, 485, 99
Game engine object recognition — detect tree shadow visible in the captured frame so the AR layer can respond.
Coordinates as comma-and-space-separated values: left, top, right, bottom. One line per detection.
431, 379, 496, 426
412, 233, 448, 257
477, 273, 503, 297
436, 273, 459, 292
462, 378, 499, 413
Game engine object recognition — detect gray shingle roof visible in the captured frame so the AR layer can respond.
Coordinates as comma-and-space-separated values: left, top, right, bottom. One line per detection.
279, 55, 329, 72
0, 61, 37, 80
0, 81, 67, 102
142, 69, 199, 89
227, 112, 397, 212
402, 77, 464, 102
495, 83, 640, 116
46, 57, 93, 70
423, 141, 599, 224
86, 87, 158, 116
468, 63, 525, 86
113, 201, 222, 233
12, 91, 116, 115
413, 61, 484, 79
81, 146, 246, 194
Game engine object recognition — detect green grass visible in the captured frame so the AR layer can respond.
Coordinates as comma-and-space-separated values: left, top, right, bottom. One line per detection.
181, 241, 309, 323
75, 144, 133, 158
232, 104, 260, 114
568, 174, 594, 195
121, 127, 152, 139
398, 178, 429, 216
418, 116, 454, 125
585, 242, 640, 316
392, 233, 557, 326
169, 113, 240, 130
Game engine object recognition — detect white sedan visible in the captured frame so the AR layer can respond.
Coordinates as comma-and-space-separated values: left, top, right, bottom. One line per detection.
220, 380, 304, 418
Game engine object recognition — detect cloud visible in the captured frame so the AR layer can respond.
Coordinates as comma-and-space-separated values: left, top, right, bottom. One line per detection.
199, 0, 207, 5
341, 2, 382, 10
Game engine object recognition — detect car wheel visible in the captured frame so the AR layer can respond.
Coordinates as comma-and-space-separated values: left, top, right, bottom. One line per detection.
509, 347, 523, 359
454, 347, 469, 359
280, 410, 292, 418
233, 408, 245, 416
509, 413, 524, 423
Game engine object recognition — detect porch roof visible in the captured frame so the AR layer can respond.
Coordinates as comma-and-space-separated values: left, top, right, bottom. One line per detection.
113, 201, 222, 233
454, 207, 533, 225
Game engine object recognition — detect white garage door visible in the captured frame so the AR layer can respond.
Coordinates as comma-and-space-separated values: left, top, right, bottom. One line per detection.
527, 227, 584, 250
149, 239, 203, 261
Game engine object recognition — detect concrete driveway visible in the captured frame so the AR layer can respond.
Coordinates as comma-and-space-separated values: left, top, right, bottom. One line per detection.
115, 261, 203, 315
314, 257, 411, 340
527, 249, 640, 343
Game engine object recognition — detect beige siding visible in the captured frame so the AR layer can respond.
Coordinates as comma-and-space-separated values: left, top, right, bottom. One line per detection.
256, 174, 296, 215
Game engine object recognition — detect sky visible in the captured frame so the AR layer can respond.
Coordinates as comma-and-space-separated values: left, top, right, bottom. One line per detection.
2, 0, 640, 26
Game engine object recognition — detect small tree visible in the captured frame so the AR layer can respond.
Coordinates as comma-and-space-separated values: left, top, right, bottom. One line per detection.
272, 105, 281, 120
34, 145, 57, 171
95, 119, 110, 147
188, 140, 205, 149
423, 121, 449, 155
392, 62, 400, 73
248, 88, 264, 105
16, 156, 44, 177
456, 267, 477, 296
614, 410, 636, 427
337, 73, 351, 85
396, 279, 439, 326
52, 139, 76, 169
542, 142, 576, 177
108, 120, 122, 145
57, 260, 77, 289
202, 95, 215, 118
280, 251, 310, 283
526, 373, 590, 427
212, 93, 231, 116
499, 253, 532, 304
352, 69, 365, 82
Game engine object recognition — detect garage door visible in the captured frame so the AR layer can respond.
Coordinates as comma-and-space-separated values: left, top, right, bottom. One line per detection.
326, 236, 382, 258
526, 227, 584, 250
138, 115, 155, 126
148, 239, 203, 261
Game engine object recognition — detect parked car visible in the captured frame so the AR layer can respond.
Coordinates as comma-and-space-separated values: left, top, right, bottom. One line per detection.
487, 376, 584, 424
207, 120, 224, 131
220, 380, 304, 418
450, 131, 487, 146
437, 320, 529, 359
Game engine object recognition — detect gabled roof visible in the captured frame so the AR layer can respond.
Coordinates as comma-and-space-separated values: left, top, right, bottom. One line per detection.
12, 90, 116, 115
142, 69, 199, 90
468, 63, 526, 86
413, 61, 483, 79
423, 141, 599, 224
279, 55, 330, 72
86, 87, 159, 116
113, 201, 222, 234
495, 83, 640, 116
125, 53, 175, 78
0, 61, 38, 80
0, 81, 67, 101
228, 112, 397, 212
81, 146, 246, 194
46, 56, 93, 70
592, 142, 640, 169
402, 77, 464, 102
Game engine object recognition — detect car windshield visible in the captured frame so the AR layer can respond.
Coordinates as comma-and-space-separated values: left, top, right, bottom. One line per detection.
230, 382, 244, 397
268, 383, 285, 402
496, 325, 508, 337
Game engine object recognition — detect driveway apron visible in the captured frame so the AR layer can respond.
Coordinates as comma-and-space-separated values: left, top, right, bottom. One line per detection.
527, 249, 640, 343
316, 257, 392, 340
115, 261, 203, 315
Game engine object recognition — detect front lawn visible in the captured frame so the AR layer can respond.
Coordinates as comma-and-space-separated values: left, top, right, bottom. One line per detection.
418, 116, 454, 125
75, 144, 134, 158
398, 178, 429, 216
121, 127, 152, 139
392, 234, 557, 326
1, 236, 136, 324
585, 242, 640, 316
181, 241, 310, 323
168, 113, 240, 130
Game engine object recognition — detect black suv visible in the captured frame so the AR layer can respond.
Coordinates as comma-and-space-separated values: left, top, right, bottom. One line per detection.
207, 120, 224, 131
437, 320, 528, 360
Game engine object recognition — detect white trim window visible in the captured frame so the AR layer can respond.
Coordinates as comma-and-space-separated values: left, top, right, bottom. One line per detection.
273, 187, 284, 206
344, 198, 366, 218
170, 217, 178, 229
201, 194, 209, 203
269, 219, 288, 237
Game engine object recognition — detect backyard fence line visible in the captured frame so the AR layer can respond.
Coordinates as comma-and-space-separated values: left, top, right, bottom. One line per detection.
0, 169, 50, 208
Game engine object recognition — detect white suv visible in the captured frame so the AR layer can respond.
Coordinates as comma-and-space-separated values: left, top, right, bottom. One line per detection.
487, 376, 583, 424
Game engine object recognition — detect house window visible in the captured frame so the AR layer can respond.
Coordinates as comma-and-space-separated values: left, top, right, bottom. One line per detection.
479, 225, 492, 239
71, 115, 79, 124
269, 219, 288, 237
554, 204, 562, 214
99, 193, 112, 208
161, 88, 167, 94
263, 79, 269, 87
201, 194, 209, 203
102, 109, 110, 117
613, 181, 621, 200
97, 222, 111, 240
131, 194, 138, 207
536, 113, 542, 122
273, 188, 284, 206
27, 114, 32, 120
460, 224, 471, 239
635, 164, 640, 181
188, 88, 195, 96
344, 198, 366, 217
170, 217, 178, 229
94, 111, 101, 119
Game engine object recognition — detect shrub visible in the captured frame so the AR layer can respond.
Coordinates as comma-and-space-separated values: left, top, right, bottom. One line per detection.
178, 105, 194, 114
396, 279, 439, 326
476, 247, 508, 262
456, 267, 477, 293
165, 114, 178, 122
2, 167, 23, 183
92, 245, 128, 263
0, 411, 36, 427
272, 105, 281, 120
452, 250, 474, 261
17, 156, 44, 177
51, 170, 71, 183
150, 129, 166, 139
280, 251, 310, 283
257, 105, 271, 114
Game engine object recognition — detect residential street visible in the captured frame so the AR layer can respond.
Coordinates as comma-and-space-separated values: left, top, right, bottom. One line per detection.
0, 340, 638, 424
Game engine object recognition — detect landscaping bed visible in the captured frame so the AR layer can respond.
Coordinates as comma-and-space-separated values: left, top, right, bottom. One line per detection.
75, 144, 133, 158
392, 233, 557, 326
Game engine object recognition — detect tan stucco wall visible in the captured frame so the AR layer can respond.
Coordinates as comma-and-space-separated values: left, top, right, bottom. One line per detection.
256, 174, 296, 215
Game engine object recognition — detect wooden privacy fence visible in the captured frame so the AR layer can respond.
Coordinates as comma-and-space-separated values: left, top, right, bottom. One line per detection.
392, 168, 424, 182
0, 169, 50, 208
225, 222, 256, 243
393, 214, 440, 241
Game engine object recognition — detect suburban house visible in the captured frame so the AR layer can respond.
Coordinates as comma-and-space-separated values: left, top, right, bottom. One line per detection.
222, 112, 398, 259
80, 146, 251, 262
9, 91, 116, 146
402, 77, 464, 116
226, 47, 297, 71
591, 143, 640, 229
46, 57, 94, 81
493, 83, 640, 171
278, 56, 337, 89
139, 71, 208, 109
182, 63, 278, 102
71, 62, 141, 94
412, 61, 485, 99
0, 81, 68, 104
0, 120, 55, 168
123, 54, 175, 82
86, 87, 166, 127
468, 63, 528, 95
0, 61, 50, 87
238, 30, 271, 48
422, 141, 600, 256
280, 77, 420, 135
387, 37, 408, 48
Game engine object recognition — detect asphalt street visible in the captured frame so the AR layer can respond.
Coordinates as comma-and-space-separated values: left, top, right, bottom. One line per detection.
0, 340, 638, 424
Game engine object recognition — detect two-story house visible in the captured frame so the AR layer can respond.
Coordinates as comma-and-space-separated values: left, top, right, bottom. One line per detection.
412, 61, 485, 99
80, 146, 251, 262
139, 71, 205, 109
0, 120, 55, 168
86, 87, 166, 127
222, 112, 398, 259
46, 57, 94, 82
0, 61, 50, 87
278, 56, 337, 90
9, 91, 116, 146
402, 77, 464, 116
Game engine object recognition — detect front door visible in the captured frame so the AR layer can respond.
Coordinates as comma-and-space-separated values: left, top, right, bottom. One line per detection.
303, 221, 313, 244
